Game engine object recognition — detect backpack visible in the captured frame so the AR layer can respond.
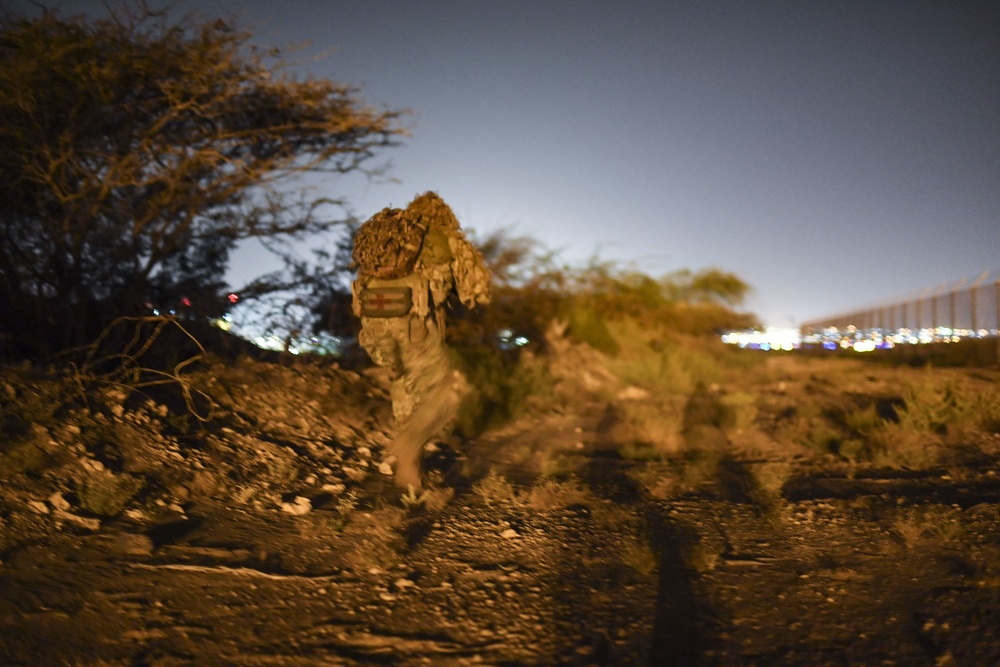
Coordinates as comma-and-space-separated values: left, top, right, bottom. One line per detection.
352, 207, 428, 281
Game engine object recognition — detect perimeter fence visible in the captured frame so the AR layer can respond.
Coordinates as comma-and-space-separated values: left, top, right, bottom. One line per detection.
801, 269, 1000, 336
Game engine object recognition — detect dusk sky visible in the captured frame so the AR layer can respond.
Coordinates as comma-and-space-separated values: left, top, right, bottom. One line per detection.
14, 1, 1000, 327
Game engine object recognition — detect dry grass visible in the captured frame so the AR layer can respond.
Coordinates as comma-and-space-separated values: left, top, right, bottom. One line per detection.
888, 506, 964, 549
524, 476, 592, 510
472, 469, 517, 505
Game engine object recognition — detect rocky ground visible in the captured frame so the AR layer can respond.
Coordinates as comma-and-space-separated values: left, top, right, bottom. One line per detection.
1, 339, 999, 666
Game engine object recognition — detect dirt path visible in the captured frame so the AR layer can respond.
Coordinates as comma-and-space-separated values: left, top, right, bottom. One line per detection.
3, 398, 1000, 665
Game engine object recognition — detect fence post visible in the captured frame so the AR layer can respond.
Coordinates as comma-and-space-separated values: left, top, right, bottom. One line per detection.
996, 277, 1000, 332
971, 271, 990, 334
950, 288, 957, 331
971, 283, 978, 333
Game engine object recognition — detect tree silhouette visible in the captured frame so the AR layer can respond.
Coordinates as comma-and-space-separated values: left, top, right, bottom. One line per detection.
0, 6, 406, 356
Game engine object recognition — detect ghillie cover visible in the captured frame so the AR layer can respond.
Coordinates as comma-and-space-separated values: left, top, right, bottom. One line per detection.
352, 207, 427, 281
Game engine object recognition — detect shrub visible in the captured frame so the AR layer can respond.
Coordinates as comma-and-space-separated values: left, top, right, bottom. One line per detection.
471, 470, 517, 505
748, 461, 792, 511
867, 422, 940, 469
565, 303, 620, 355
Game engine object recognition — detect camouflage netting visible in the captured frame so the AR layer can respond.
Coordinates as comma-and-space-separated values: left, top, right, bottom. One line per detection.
353, 207, 428, 281
406, 191, 461, 233
353, 191, 491, 308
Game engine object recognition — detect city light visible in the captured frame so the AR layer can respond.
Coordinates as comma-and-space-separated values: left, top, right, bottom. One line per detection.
720, 327, 800, 351
722, 325, 999, 353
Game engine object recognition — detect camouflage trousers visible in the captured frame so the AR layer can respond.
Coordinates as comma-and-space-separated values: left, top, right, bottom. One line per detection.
358, 314, 467, 490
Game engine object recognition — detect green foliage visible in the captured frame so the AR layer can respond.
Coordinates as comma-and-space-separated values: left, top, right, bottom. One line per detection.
603, 319, 732, 395
565, 303, 620, 355
866, 422, 939, 469
661, 268, 753, 306
660, 302, 758, 336
844, 403, 882, 436
450, 341, 553, 437
894, 377, 999, 435
0, 7, 406, 356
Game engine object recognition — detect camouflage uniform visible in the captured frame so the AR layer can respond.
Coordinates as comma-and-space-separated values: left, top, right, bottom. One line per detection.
352, 192, 491, 490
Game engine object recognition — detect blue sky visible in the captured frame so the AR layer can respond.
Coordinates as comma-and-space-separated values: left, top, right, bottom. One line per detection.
14, 1, 1000, 326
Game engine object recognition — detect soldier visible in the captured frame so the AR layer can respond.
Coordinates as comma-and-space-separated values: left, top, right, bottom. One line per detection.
351, 192, 491, 491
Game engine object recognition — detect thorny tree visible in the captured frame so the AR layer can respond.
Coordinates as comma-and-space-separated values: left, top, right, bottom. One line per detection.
0, 5, 407, 356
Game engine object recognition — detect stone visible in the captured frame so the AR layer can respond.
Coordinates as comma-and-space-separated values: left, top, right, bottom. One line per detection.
48, 492, 71, 512
55, 510, 101, 531
281, 496, 312, 515
393, 577, 415, 591
28, 500, 49, 514
115, 532, 154, 556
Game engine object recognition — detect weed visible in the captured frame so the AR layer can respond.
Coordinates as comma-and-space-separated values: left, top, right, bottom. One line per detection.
628, 448, 727, 500
297, 492, 360, 536
844, 403, 882, 436
891, 375, 1000, 439
750, 461, 792, 504
525, 476, 592, 510
336, 491, 359, 515
867, 422, 940, 469
566, 303, 620, 356
472, 469, 517, 505
297, 510, 348, 538
837, 437, 866, 461
680, 536, 723, 573
626, 464, 681, 500
603, 319, 733, 396
889, 506, 963, 548
452, 342, 554, 437
805, 421, 843, 456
